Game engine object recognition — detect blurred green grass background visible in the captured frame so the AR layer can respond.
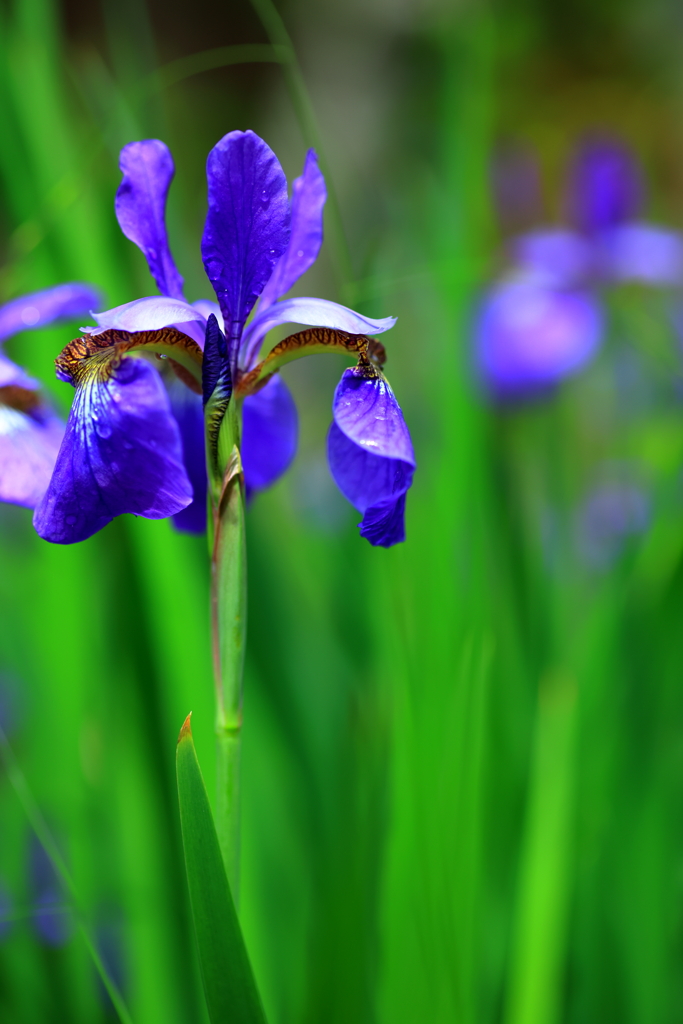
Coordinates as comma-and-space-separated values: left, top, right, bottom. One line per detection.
3, 0, 683, 1021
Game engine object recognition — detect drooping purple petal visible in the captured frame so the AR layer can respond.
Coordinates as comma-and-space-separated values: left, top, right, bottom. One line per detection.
241, 374, 298, 496
511, 229, 593, 288
568, 138, 643, 235
599, 223, 683, 286
259, 149, 327, 312
332, 366, 415, 465
115, 140, 185, 300
86, 296, 204, 336
0, 283, 102, 344
201, 130, 290, 354
241, 297, 397, 368
34, 355, 192, 544
327, 422, 413, 547
0, 401, 64, 509
475, 279, 603, 401
165, 376, 207, 534
327, 368, 414, 547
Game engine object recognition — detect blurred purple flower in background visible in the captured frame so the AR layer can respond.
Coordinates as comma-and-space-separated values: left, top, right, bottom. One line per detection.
577, 477, 650, 569
0, 284, 101, 508
476, 137, 683, 401
28, 131, 412, 547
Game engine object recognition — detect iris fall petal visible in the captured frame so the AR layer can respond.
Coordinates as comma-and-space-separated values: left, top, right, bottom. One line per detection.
88, 296, 203, 335
0, 402, 64, 509
34, 355, 192, 543
0, 283, 102, 344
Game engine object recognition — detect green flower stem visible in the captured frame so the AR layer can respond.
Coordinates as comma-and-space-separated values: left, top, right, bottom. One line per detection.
211, 450, 247, 904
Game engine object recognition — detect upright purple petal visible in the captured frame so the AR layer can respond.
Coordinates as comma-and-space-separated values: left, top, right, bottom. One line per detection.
600, 223, 683, 286
475, 279, 603, 401
241, 296, 397, 368
241, 374, 298, 496
327, 368, 415, 547
0, 400, 64, 509
166, 377, 207, 534
115, 140, 185, 299
201, 130, 290, 355
259, 149, 327, 312
0, 283, 102, 344
87, 296, 204, 336
34, 356, 192, 544
568, 138, 642, 235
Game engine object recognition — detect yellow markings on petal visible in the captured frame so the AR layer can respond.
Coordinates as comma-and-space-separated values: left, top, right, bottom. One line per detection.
236, 327, 378, 397
56, 327, 204, 393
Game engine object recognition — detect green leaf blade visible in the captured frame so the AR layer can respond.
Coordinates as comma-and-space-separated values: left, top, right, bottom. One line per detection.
176, 714, 267, 1024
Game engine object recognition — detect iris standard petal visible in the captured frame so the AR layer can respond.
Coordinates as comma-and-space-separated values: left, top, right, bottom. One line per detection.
475, 279, 603, 400
600, 223, 683, 286
327, 422, 413, 546
34, 355, 192, 544
166, 377, 207, 534
202, 130, 290, 349
0, 399, 64, 509
259, 149, 327, 311
87, 296, 204, 335
568, 138, 642, 235
241, 296, 397, 368
511, 229, 593, 288
0, 283, 102, 344
241, 374, 298, 495
115, 140, 185, 300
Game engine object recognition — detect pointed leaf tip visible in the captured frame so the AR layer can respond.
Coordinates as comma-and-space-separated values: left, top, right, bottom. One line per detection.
178, 712, 193, 744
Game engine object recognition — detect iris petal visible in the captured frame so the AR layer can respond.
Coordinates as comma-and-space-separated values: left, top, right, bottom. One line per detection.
327, 423, 413, 546
600, 223, 683, 286
115, 140, 185, 300
166, 377, 207, 534
34, 355, 192, 543
241, 297, 397, 368
87, 296, 204, 336
475, 279, 603, 400
0, 402, 64, 509
258, 149, 326, 312
569, 138, 643, 235
511, 230, 593, 288
327, 369, 414, 547
202, 130, 290, 354
241, 374, 298, 496
0, 352, 39, 390
0, 283, 102, 344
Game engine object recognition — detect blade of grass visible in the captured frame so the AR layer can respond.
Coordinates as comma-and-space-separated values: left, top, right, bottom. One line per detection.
176, 714, 267, 1024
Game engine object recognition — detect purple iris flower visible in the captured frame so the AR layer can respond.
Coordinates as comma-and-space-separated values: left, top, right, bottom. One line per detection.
0, 283, 102, 509
32, 131, 413, 547
477, 137, 683, 400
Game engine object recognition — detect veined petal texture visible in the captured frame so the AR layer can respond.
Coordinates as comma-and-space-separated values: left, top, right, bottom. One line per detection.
241, 297, 397, 367
115, 140, 185, 300
34, 355, 192, 543
202, 130, 289, 346
475, 279, 603, 400
259, 149, 327, 311
328, 368, 414, 547
0, 398, 64, 509
0, 283, 102, 344
241, 374, 298, 495
88, 296, 204, 335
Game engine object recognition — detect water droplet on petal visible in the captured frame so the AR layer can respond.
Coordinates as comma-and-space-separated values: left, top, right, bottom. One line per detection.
260, 190, 270, 205
297, 250, 304, 258
95, 420, 112, 439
